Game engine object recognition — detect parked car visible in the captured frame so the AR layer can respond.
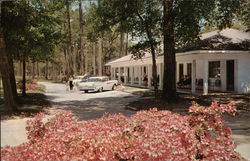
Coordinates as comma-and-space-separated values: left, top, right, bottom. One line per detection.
78, 76, 118, 93
74, 75, 93, 90
73, 76, 85, 86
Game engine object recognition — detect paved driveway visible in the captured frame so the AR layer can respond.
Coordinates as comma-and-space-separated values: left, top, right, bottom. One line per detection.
39, 82, 137, 120
1, 82, 138, 147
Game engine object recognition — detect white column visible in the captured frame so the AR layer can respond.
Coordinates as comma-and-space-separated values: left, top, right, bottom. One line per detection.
124, 67, 128, 84
111, 67, 114, 79
203, 60, 208, 95
114, 68, 117, 80
118, 67, 121, 83
191, 60, 196, 93
184, 63, 187, 76
148, 65, 152, 88
176, 62, 180, 82
139, 66, 142, 86
220, 60, 226, 91
131, 67, 134, 85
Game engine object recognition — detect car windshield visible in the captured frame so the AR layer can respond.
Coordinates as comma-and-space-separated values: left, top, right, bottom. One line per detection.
88, 78, 102, 82
80, 79, 87, 82
75, 76, 83, 79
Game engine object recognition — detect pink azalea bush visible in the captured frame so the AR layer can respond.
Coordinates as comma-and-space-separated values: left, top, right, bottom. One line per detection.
1, 103, 241, 161
17, 80, 38, 91
26, 80, 38, 91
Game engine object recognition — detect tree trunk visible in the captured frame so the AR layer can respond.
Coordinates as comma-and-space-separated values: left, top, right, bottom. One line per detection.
7, 53, 18, 101
98, 38, 103, 76
137, 11, 158, 98
45, 60, 49, 80
145, 28, 158, 98
125, 33, 129, 55
19, 60, 22, 77
85, 50, 88, 74
119, 32, 124, 57
162, 0, 177, 101
0, 32, 17, 111
92, 43, 96, 75
66, 0, 74, 77
36, 62, 39, 77
32, 61, 35, 79
22, 55, 26, 96
79, 0, 84, 75
150, 44, 158, 98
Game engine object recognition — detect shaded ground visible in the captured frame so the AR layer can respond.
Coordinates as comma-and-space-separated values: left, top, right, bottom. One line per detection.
127, 92, 250, 112
0, 93, 51, 120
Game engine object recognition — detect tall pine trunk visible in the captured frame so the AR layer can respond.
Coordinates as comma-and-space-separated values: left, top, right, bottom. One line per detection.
125, 33, 129, 55
92, 43, 96, 75
0, 32, 17, 111
7, 53, 18, 101
45, 60, 49, 80
162, 0, 177, 101
119, 32, 124, 57
98, 38, 103, 76
137, 12, 158, 98
19, 60, 22, 77
66, 0, 74, 77
146, 28, 158, 98
36, 62, 39, 78
79, 0, 84, 75
32, 61, 35, 79
22, 55, 26, 96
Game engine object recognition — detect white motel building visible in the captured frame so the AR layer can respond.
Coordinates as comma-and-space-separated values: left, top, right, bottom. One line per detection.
106, 28, 250, 95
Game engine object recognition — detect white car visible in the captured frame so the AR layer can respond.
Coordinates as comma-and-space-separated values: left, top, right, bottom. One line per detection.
73, 76, 86, 85
78, 76, 118, 93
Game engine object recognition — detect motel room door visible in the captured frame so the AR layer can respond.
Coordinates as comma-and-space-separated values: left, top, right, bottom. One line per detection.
226, 60, 235, 91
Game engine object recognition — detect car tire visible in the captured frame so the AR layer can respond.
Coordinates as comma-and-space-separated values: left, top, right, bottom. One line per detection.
112, 84, 117, 90
85, 90, 88, 93
99, 87, 103, 92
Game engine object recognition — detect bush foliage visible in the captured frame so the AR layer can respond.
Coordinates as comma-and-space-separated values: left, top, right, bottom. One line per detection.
17, 79, 38, 92
1, 103, 240, 161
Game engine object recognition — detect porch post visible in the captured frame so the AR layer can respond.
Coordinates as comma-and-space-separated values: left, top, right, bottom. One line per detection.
176, 62, 180, 82
203, 60, 208, 95
191, 60, 196, 93
139, 66, 142, 86
132, 67, 135, 85
118, 67, 121, 83
124, 67, 128, 84
111, 67, 114, 79
148, 65, 152, 88
184, 63, 187, 76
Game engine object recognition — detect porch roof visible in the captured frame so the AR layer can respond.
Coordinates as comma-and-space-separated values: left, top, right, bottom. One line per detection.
106, 29, 250, 66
